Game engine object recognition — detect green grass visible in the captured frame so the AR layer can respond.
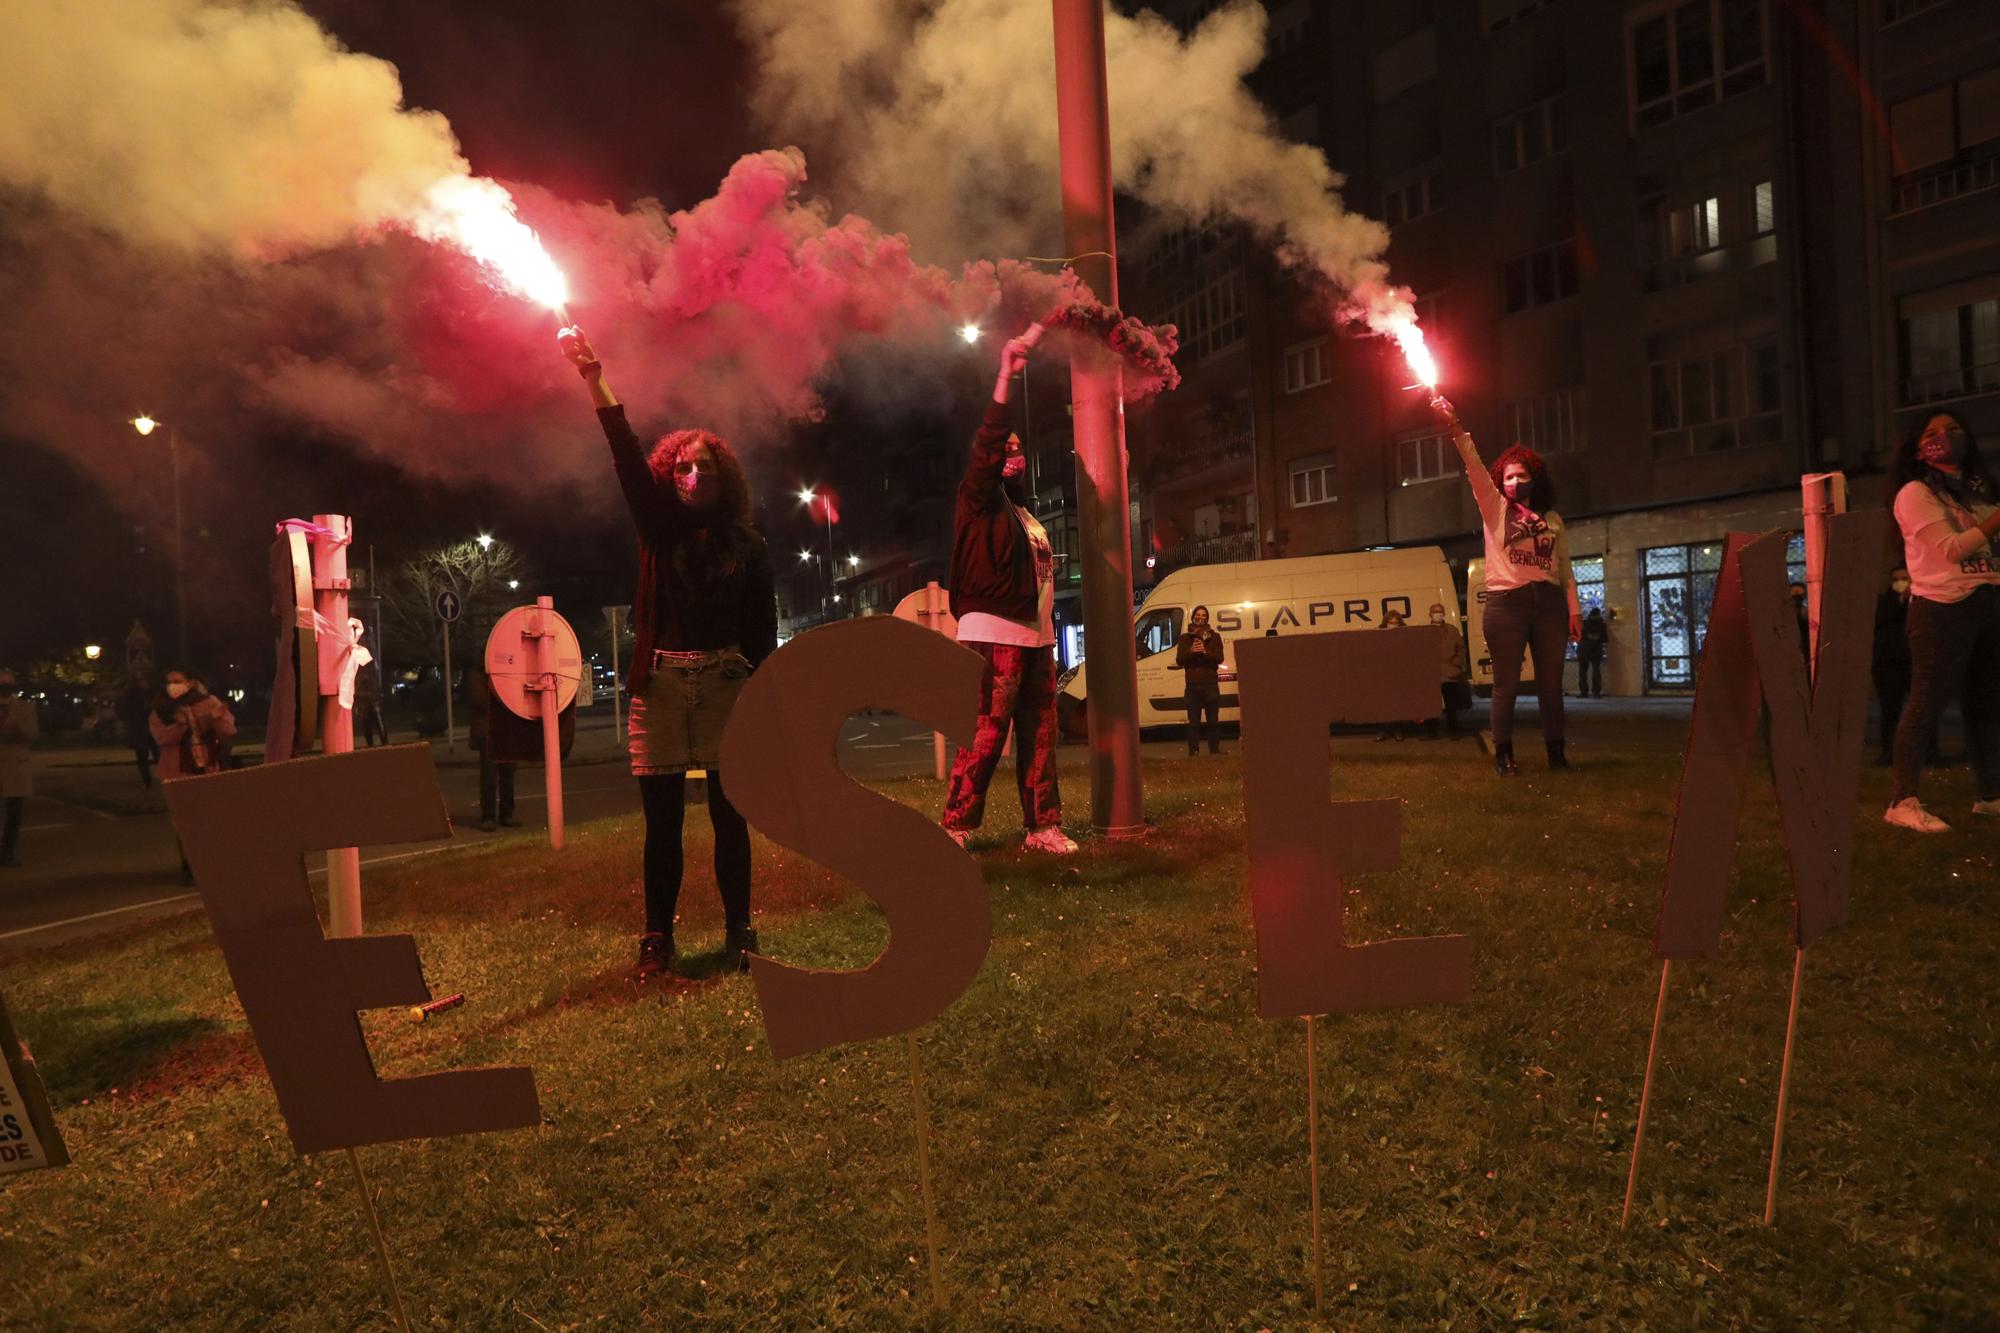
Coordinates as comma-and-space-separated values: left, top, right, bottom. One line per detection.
2, 723, 1996, 1329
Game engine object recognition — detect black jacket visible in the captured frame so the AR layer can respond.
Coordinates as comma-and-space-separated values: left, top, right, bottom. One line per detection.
1175, 630, 1224, 688
1873, 591, 1911, 677
949, 399, 1038, 622
598, 406, 778, 693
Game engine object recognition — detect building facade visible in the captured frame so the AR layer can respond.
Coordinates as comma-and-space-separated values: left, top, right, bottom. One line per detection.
1124, 0, 1999, 693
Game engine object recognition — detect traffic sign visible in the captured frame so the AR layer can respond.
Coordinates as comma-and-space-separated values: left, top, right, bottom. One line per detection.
434, 588, 462, 623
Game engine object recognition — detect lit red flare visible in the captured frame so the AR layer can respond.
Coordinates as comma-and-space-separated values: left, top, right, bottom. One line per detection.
1388, 317, 1439, 391
413, 176, 570, 316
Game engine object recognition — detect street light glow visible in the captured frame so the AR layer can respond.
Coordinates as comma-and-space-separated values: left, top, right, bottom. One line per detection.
959, 323, 982, 344
507, 579, 520, 590
476, 534, 494, 550
799, 550, 813, 562
131, 415, 158, 436
84, 644, 102, 660
847, 554, 860, 568
798, 487, 816, 504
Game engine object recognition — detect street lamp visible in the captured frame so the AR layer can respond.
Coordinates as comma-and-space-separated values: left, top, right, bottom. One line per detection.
959, 323, 982, 344
798, 487, 834, 620
84, 644, 102, 661
130, 415, 188, 663
507, 579, 520, 591
476, 533, 494, 551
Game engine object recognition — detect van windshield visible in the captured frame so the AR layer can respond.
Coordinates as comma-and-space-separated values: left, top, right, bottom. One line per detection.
1135, 607, 1183, 657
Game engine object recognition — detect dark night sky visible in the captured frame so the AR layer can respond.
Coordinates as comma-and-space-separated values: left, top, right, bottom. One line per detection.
0, 2, 768, 672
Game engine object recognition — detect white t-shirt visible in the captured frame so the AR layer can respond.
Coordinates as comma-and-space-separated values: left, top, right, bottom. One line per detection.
1895, 479, 2000, 604
958, 503, 1057, 648
1452, 431, 1581, 614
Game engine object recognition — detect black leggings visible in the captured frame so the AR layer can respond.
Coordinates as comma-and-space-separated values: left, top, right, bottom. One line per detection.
1892, 586, 2000, 803
638, 770, 752, 936
1483, 582, 1568, 747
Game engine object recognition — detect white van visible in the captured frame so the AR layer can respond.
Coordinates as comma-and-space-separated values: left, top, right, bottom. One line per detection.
1056, 547, 1463, 736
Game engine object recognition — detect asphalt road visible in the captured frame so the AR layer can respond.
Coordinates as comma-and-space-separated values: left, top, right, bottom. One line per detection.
0, 712, 949, 954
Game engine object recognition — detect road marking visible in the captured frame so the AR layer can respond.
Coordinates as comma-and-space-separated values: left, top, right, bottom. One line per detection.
0, 892, 201, 941
32, 794, 119, 821
21, 821, 80, 831
851, 743, 902, 750
1, 844, 462, 942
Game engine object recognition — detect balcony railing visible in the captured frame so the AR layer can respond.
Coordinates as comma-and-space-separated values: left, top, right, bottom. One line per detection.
1901, 359, 2000, 407
1891, 154, 2000, 215
1160, 530, 1259, 568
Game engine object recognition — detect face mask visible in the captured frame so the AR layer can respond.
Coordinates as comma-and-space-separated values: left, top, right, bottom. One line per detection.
1919, 426, 1967, 467
1505, 477, 1533, 504
1892, 579, 1910, 595
1429, 612, 1445, 626
166, 682, 190, 699
675, 465, 717, 507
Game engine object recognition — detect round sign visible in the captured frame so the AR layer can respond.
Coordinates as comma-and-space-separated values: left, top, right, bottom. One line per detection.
891, 582, 957, 641
434, 588, 462, 623
484, 603, 583, 718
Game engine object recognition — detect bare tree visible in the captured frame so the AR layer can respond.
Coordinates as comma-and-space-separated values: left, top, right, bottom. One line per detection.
378, 537, 528, 673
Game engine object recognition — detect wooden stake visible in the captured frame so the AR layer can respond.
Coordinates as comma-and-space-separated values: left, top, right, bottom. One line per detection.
1765, 946, 1806, 1226
1305, 1014, 1324, 1314
345, 1147, 411, 1333
906, 1032, 945, 1310
1621, 959, 1674, 1229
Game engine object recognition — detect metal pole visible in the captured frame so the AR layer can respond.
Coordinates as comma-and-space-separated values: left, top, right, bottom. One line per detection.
610, 607, 623, 740
534, 596, 565, 851
1051, 0, 1144, 837
313, 513, 362, 938
170, 428, 188, 664
442, 621, 455, 756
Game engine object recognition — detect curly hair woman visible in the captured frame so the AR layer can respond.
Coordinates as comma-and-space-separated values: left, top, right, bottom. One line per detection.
1881, 409, 2000, 833
1432, 396, 1580, 775
559, 325, 778, 975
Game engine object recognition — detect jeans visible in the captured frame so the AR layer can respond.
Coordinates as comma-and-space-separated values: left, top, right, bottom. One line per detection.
1893, 585, 2000, 803
1483, 582, 1568, 748
1577, 656, 1603, 697
1184, 680, 1221, 753
639, 769, 752, 935
942, 642, 1062, 832
1873, 670, 1908, 763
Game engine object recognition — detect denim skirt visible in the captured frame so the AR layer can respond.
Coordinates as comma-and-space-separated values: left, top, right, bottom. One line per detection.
628, 648, 750, 775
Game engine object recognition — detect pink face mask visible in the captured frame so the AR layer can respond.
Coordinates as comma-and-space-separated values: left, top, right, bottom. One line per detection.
1919, 425, 1967, 467
674, 461, 716, 507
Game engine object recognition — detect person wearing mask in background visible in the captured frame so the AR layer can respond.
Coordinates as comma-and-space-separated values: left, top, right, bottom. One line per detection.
0, 670, 37, 869
1176, 604, 1225, 756
1873, 567, 1913, 767
1882, 411, 2000, 832
1577, 606, 1609, 698
939, 327, 1077, 854
1431, 396, 1581, 775
118, 677, 158, 789
560, 323, 778, 977
1374, 609, 1420, 741
1429, 603, 1472, 738
151, 666, 237, 883
466, 660, 518, 834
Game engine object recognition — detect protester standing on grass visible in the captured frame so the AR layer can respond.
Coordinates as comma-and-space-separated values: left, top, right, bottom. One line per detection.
1176, 604, 1225, 756
559, 324, 777, 978
0, 669, 37, 869
151, 666, 236, 883
1873, 567, 1913, 767
1431, 396, 1581, 775
1577, 606, 1608, 698
1882, 410, 2000, 833
939, 328, 1077, 854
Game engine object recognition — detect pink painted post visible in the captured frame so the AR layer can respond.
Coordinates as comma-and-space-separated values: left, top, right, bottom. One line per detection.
1051, 0, 1144, 837
312, 513, 363, 938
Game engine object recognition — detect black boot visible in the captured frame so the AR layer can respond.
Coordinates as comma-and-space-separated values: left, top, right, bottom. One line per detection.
633, 931, 674, 980
723, 926, 760, 973
1547, 740, 1570, 771
1493, 742, 1519, 776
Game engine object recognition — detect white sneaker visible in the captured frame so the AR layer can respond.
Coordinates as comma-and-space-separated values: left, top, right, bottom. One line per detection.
944, 826, 971, 849
1884, 797, 1950, 833
1023, 826, 1079, 854
1972, 798, 2000, 817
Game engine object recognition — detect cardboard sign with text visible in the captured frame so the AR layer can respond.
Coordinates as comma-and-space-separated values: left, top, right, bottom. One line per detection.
1235, 628, 1472, 1018
165, 746, 541, 1153
720, 618, 986, 1060
0, 994, 66, 1175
